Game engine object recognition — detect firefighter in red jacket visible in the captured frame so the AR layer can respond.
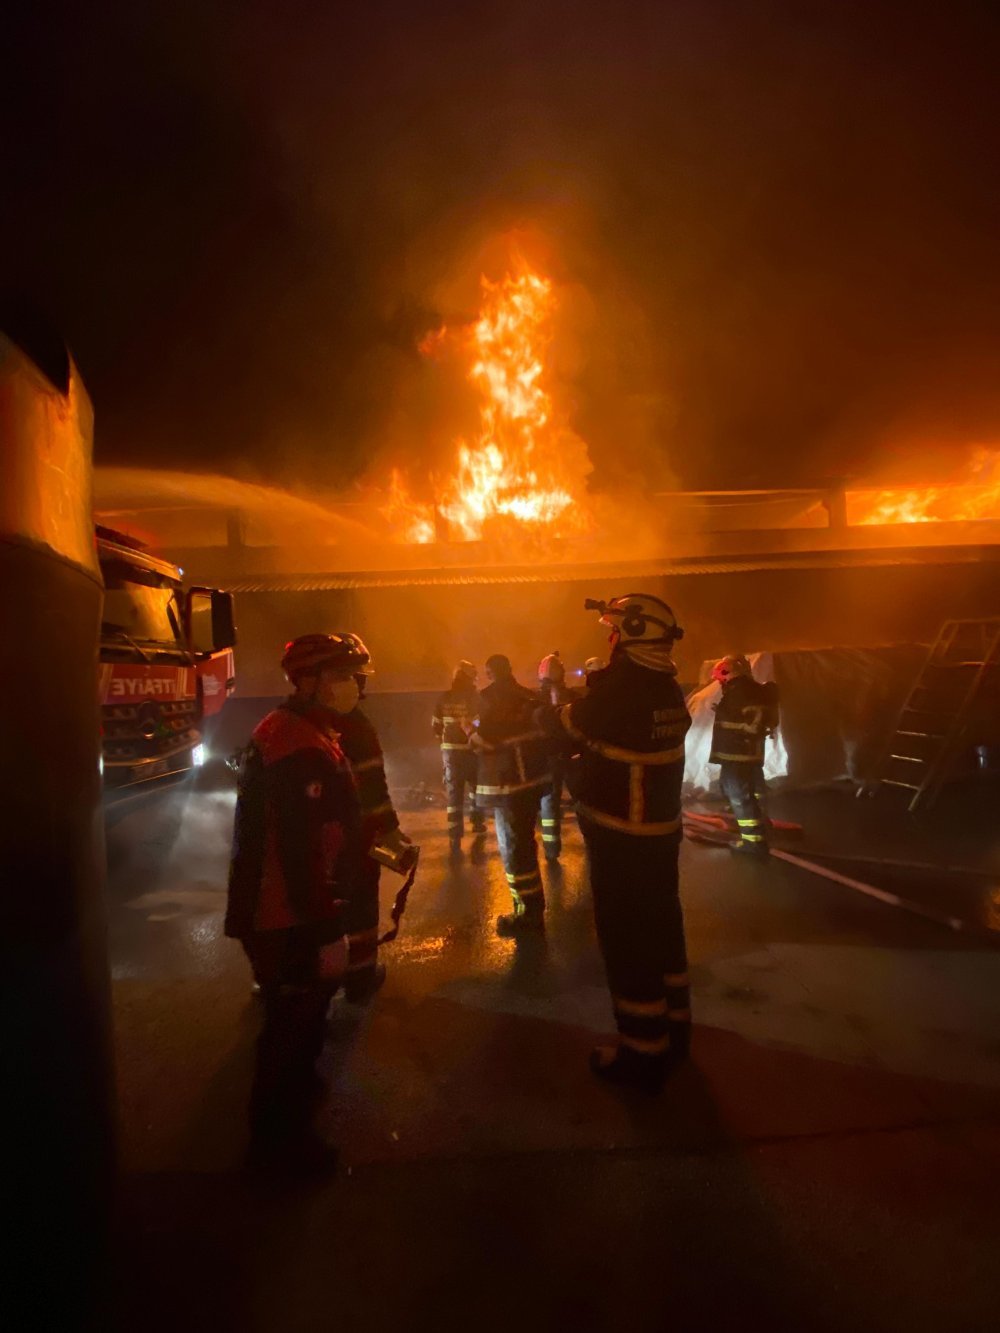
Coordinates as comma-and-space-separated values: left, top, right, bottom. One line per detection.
709, 655, 780, 857
543, 595, 692, 1090
323, 634, 413, 1002
432, 659, 487, 850
225, 633, 364, 1173
472, 653, 552, 936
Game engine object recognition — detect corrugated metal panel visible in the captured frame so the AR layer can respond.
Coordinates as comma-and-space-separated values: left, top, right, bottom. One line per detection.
224, 544, 1000, 593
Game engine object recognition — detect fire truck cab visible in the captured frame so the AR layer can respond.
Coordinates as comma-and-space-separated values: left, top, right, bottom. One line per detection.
97, 525, 236, 791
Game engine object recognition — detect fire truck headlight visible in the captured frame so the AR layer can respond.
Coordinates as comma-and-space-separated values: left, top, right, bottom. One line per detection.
192, 743, 206, 767
99, 755, 104, 777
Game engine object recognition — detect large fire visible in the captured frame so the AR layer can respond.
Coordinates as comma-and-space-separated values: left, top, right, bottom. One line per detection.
849, 448, 1000, 525
381, 268, 589, 543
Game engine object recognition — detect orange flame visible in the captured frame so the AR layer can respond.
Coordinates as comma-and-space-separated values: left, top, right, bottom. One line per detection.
849, 449, 1000, 525
380, 468, 436, 544
383, 267, 589, 543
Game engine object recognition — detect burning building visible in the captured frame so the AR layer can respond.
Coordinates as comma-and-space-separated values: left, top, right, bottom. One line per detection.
93, 261, 1000, 769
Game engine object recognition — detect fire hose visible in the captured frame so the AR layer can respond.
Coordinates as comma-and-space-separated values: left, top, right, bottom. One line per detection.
371, 843, 421, 946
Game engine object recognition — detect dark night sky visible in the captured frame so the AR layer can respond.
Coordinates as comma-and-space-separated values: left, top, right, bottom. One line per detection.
4, 0, 1000, 491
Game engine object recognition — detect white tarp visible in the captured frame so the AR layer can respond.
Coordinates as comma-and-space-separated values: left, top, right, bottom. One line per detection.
683, 651, 789, 793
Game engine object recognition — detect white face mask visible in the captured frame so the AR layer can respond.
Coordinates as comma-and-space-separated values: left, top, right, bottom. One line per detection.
327, 678, 360, 714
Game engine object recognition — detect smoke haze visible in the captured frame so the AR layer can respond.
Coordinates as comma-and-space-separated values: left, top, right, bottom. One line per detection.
4, 0, 1000, 490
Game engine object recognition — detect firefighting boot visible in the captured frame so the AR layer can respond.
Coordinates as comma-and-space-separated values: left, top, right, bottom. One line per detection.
589, 1044, 667, 1094
343, 962, 387, 1005
730, 839, 770, 860
495, 903, 545, 937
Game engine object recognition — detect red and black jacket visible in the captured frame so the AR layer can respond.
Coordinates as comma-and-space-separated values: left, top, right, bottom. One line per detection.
328, 706, 400, 848
710, 676, 780, 765
225, 701, 362, 943
472, 678, 551, 806
550, 655, 690, 837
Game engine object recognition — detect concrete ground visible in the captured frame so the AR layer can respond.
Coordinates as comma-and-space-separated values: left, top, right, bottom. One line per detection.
107, 762, 1000, 1332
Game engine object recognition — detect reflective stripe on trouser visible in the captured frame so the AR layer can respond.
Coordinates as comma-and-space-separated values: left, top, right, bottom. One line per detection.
443, 749, 485, 838
494, 792, 544, 915
539, 784, 562, 856
580, 815, 689, 1057
346, 856, 380, 974
719, 760, 769, 848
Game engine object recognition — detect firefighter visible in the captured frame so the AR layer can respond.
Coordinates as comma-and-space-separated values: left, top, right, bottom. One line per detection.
543, 595, 691, 1091
536, 651, 576, 861
323, 632, 414, 1001
433, 659, 486, 850
472, 653, 551, 936
709, 655, 780, 857
583, 655, 606, 685
225, 633, 364, 1173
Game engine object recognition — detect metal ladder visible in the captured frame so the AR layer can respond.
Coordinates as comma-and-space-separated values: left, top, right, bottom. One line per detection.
877, 617, 1000, 813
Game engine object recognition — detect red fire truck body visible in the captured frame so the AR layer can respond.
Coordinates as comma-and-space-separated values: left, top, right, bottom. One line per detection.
97, 526, 236, 790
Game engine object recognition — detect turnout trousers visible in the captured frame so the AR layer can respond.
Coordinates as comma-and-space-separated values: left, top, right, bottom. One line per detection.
242, 933, 333, 1149
719, 760, 768, 849
493, 790, 545, 917
538, 758, 564, 860
443, 749, 486, 841
579, 818, 691, 1059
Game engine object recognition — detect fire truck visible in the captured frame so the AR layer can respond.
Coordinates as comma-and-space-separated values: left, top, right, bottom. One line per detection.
97, 525, 236, 791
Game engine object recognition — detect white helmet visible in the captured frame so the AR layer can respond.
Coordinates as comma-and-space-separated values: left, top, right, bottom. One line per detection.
588, 593, 683, 653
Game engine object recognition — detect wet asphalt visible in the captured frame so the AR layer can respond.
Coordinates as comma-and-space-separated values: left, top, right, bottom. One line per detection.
107, 758, 1000, 1333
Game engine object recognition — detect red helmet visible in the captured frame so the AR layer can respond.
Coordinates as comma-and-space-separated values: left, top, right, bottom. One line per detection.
711, 654, 751, 685
281, 632, 373, 683
537, 651, 565, 683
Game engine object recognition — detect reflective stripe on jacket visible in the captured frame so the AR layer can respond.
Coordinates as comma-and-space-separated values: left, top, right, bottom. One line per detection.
432, 686, 480, 751
473, 678, 551, 805
552, 655, 690, 836
710, 677, 779, 765
330, 706, 400, 845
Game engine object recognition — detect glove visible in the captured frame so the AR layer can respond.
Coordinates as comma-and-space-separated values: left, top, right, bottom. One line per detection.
317, 938, 348, 983
375, 825, 419, 873
383, 826, 412, 853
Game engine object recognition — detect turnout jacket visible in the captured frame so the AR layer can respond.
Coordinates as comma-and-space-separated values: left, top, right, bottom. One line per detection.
549, 655, 690, 837
225, 701, 362, 943
432, 682, 480, 751
710, 676, 780, 765
472, 677, 551, 806
330, 705, 400, 847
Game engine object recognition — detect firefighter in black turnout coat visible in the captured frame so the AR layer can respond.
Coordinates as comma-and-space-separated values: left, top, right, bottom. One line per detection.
535, 651, 576, 861
544, 594, 692, 1090
472, 653, 551, 936
433, 660, 487, 848
710, 655, 779, 856
326, 635, 413, 1001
